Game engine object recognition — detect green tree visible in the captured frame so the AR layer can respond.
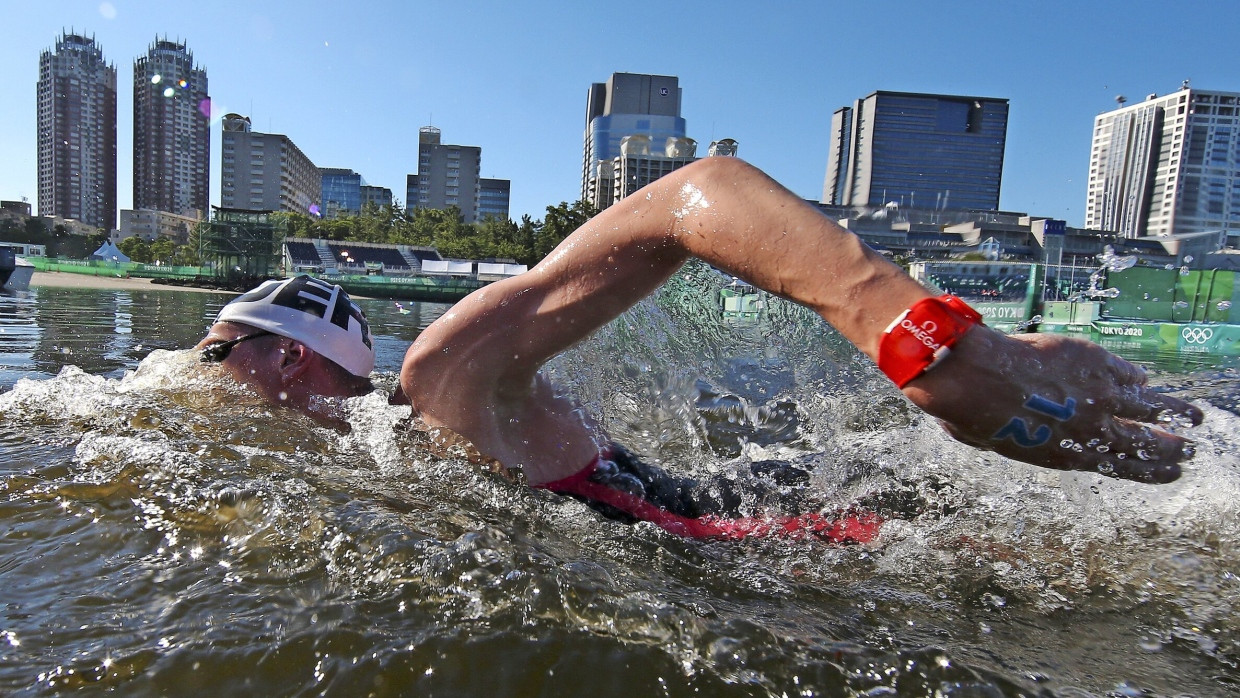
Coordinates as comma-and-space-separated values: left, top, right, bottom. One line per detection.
21, 217, 49, 245
271, 211, 316, 239
149, 238, 176, 265
118, 236, 152, 263
536, 201, 596, 260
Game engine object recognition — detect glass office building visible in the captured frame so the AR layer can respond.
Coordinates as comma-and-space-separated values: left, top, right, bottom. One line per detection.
321, 168, 363, 218
581, 73, 686, 208
824, 91, 1009, 212
478, 178, 511, 221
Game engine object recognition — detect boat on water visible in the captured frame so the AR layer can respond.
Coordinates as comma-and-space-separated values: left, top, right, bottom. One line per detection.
0, 246, 34, 292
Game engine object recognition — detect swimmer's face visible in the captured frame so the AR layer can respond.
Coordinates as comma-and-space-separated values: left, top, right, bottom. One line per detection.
196, 321, 288, 403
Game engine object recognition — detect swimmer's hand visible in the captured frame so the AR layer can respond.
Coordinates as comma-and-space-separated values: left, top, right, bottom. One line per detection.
902, 327, 1203, 483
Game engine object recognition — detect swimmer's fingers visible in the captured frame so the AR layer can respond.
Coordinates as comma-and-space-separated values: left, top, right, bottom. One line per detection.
1041, 414, 1193, 483
939, 415, 1192, 484
1106, 384, 1204, 427
911, 328, 1201, 484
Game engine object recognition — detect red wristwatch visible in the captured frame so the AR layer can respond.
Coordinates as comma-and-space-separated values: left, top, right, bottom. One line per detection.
877, 295, 983, 388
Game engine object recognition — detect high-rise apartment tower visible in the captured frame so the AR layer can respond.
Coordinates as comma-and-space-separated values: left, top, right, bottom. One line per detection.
1086, 85, 1240, 238
133, 38, 209, 217
37, 32, 117, 230
824, 91, 1009, 211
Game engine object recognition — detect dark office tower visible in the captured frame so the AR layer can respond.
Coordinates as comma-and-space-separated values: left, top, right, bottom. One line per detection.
133, 38, 210, 217
37, 32, 117, 230
825, 91, 1009, 211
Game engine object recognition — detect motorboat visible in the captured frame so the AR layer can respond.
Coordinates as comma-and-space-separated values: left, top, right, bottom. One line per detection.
1, 247, 34, 292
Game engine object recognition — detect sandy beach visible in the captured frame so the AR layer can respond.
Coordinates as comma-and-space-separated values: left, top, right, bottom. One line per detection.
30, 270, 232, 294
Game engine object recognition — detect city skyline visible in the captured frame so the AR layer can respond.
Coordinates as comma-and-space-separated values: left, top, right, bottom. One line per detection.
3, 1, 1239, 228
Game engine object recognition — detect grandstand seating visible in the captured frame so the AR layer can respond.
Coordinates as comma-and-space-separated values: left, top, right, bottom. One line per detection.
283, 239, 453, 276
407, 249, 441, 263
285, 240, 322, 268
927, 272, 1030, 302
326, 243, 411, 272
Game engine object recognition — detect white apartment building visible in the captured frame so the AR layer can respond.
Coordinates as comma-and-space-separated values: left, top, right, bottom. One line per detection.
220, 114, 321, 214
1086, 85, 1240, 240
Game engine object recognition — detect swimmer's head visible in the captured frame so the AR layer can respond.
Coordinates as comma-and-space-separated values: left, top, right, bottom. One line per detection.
196, 276, 375, 412
215, 275, 374, 376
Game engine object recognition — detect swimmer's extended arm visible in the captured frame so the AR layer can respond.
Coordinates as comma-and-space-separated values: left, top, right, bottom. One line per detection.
403, 157, 1201, 484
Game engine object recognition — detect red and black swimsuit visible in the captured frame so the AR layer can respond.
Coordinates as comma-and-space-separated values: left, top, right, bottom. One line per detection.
535, 444, 881, 544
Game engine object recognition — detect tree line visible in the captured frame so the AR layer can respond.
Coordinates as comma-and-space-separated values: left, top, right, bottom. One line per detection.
4, 200, 599, 269
0, 217, 107, 258
273, 200, 597, 267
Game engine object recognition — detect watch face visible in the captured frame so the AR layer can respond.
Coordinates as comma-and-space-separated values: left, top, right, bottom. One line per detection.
878, 296, 982, 387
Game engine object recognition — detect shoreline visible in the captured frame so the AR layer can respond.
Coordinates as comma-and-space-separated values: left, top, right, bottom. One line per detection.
30, 270, 233, 294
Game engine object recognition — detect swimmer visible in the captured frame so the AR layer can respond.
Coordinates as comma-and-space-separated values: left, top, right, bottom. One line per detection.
196, 157, 1203, 539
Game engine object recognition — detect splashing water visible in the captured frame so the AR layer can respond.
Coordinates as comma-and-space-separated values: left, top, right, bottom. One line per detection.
1097, 245, 1137, 272
1, 269, 1239, 695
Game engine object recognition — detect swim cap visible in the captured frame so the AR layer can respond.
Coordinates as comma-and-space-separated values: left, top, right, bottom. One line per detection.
214, 276, 374, 377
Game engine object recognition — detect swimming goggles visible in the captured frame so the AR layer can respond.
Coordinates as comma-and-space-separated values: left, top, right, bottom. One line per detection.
200, 331, 276, 363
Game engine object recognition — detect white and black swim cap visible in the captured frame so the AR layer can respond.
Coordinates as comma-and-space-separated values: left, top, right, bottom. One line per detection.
215, 276, 374, 377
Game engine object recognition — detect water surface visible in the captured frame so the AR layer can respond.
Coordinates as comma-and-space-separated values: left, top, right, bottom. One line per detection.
1, 268, 1238, 696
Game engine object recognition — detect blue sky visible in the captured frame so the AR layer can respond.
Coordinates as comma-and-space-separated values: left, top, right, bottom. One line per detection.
3, 0, 1238, 227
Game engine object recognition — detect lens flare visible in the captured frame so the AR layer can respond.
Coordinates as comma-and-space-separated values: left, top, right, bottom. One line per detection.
308, 204, 322, 217
151, 74, 162, 84
178, 79, 188, 88
163, 87, 175, 98
198, 98, 213, 119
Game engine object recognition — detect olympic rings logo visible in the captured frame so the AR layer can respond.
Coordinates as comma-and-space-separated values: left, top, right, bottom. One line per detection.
1181, 327, 1214, 344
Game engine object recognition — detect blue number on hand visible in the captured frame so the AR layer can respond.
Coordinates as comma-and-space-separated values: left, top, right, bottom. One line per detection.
992, 417, 1051, 447
1025, 395, 1076, 422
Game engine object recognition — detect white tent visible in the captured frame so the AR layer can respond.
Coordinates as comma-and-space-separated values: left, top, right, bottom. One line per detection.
90, 240, 130, 263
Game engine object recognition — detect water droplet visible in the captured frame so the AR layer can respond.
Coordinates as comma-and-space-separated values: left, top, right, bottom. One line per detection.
1138, 636, 1164, 652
